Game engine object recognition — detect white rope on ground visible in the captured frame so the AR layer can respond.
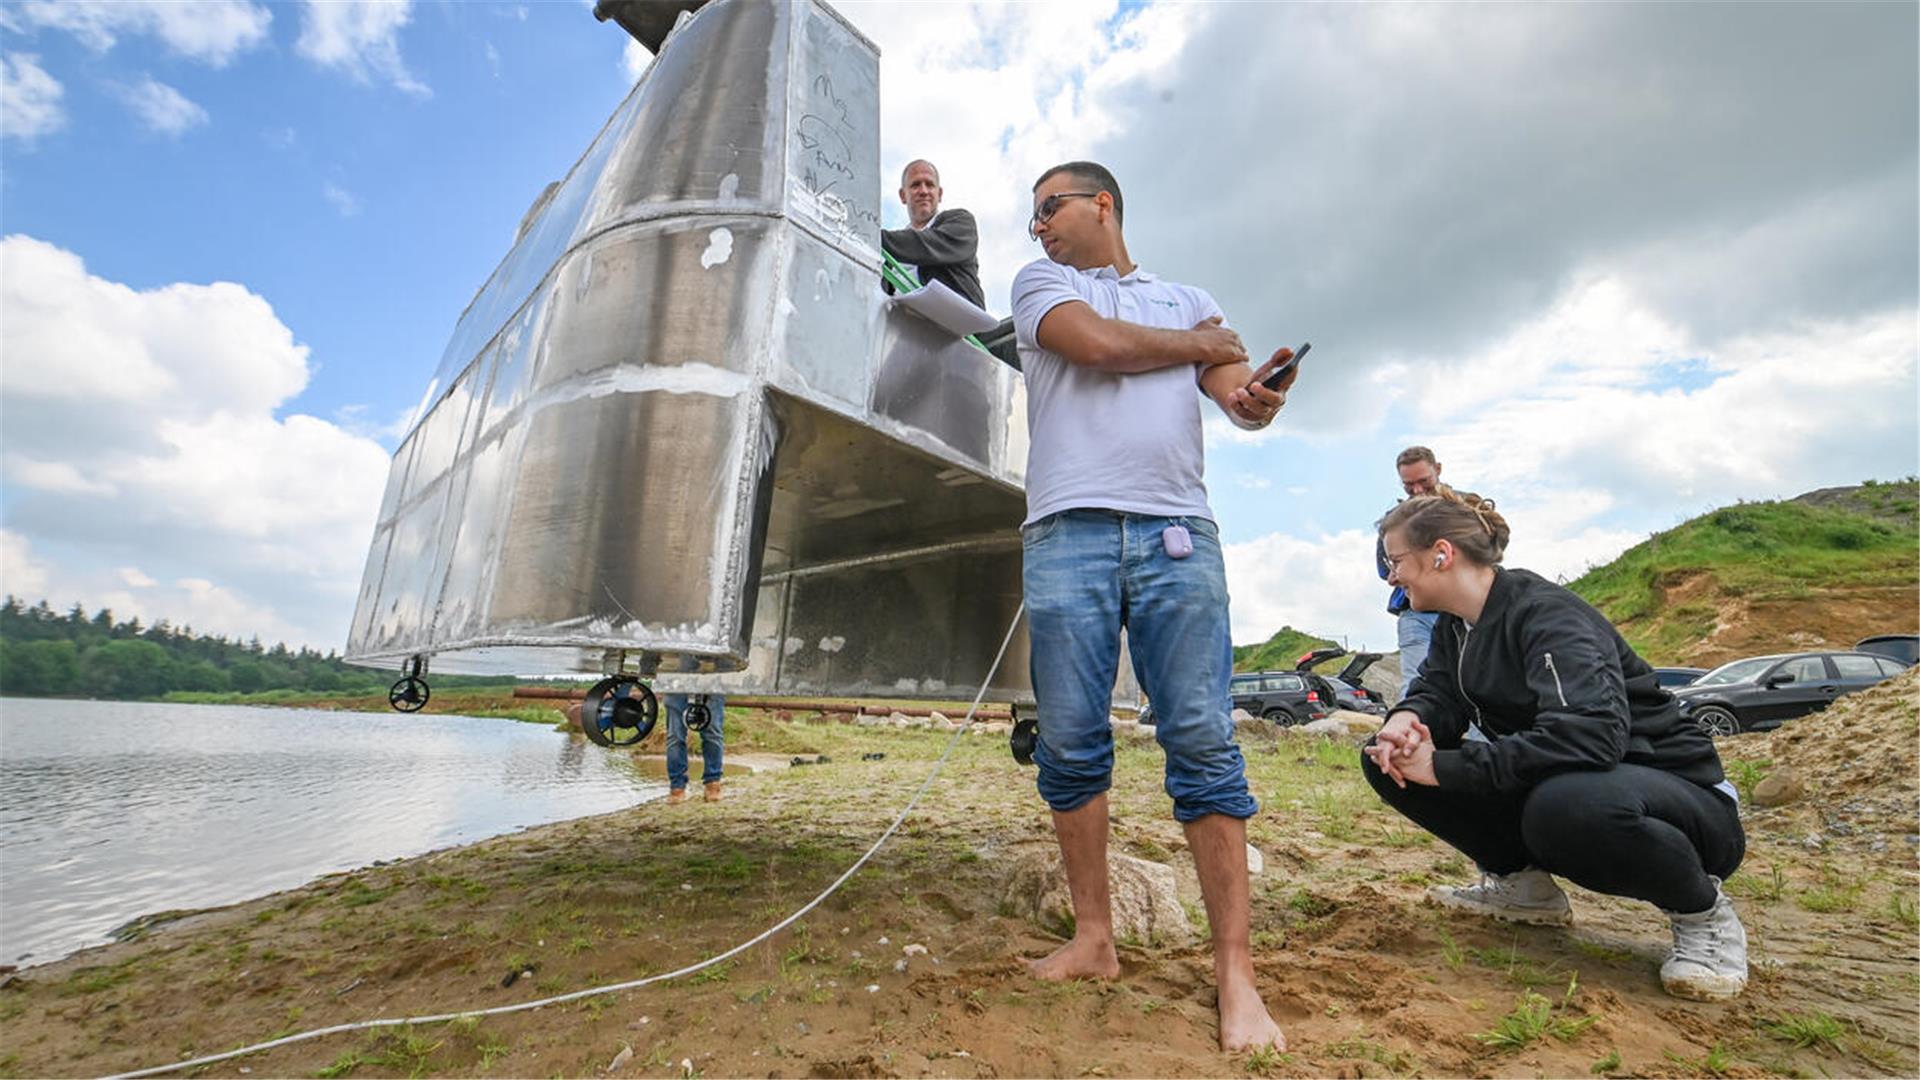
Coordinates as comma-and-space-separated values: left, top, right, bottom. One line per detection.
106, 603, 1028, 1080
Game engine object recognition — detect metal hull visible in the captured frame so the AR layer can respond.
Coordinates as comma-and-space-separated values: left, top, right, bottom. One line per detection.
346, 0, 1129, 705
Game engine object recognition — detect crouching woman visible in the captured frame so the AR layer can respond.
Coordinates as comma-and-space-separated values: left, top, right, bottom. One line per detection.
1362, 493, 1749, 1000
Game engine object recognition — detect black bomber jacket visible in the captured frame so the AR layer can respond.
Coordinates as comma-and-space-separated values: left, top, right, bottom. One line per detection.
1397, 568, 1727, 795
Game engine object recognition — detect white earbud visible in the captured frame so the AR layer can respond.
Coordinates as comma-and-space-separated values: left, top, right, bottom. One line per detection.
1434, 555, 1445, 569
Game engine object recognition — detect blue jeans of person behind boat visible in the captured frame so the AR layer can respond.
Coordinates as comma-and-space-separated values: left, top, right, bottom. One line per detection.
662, 694, 725, 790
1397, 609, 1441, 697
1022, 509, 1257, 824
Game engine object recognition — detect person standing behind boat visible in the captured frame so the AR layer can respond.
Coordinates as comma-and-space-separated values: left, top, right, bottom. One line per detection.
1363, 492, 1750, 1000
661, 694, 725, 804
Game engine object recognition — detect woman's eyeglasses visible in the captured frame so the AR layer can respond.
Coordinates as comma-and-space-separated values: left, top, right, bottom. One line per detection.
1027, 191, 1099, 238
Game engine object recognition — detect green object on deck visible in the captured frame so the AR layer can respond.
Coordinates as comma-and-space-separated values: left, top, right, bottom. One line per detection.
881, 250, 989, 353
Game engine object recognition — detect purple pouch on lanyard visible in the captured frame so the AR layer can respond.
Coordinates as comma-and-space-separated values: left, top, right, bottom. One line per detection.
1162, 524, 1193, 559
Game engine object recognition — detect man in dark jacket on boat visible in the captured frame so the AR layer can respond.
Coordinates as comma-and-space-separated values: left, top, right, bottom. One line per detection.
881, 159, 986, 310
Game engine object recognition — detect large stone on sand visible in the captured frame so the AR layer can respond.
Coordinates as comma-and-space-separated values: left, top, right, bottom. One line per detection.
1000, 847, 1193, 945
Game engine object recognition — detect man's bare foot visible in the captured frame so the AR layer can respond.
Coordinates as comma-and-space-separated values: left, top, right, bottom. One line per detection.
1028, 935, 1120, 982
1217, 972, 1284, 1052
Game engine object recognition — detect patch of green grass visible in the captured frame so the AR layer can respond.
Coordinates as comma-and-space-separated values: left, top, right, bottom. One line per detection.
1286, 890, 1339, 918
1727, 863, 1789, 902
1723, 758, 1771, 803
1435, 926, 1464, 970
1243, 1043, 1292, 1074
64, 959, 138, 996
1590, 1049, 1621, 1074
1663, 1043, 1734, 1077
1888, 891, 1918, 928
1759, 1011, 1847, 1051
367, 1027, 445, 1077
689, 959, 734, 984
1797, 867, 1866, 913
1570, 939, 1634, 964
338, 878, 399, 908
318, 1052, 365, 1078
1467, 943, 1565, 987
1325, 1036, 1419, 1076
1473, 978, 1596, 1050
1566, 496, 1918, 662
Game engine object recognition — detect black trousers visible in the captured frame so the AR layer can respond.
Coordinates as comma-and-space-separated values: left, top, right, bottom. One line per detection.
1362, 751, 1745, 913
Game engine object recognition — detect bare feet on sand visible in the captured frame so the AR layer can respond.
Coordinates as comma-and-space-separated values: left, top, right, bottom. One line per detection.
1217, 971, 1285, 1052
1028, 935, 1121, 981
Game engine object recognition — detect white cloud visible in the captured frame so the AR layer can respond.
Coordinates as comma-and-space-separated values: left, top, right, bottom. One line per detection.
0, 52, 65, 143
297, 0, 429, 97
118, 567, 158, 588
322, 182, 361, 218
0, 531, 52, 600
484, 40, 502, 79
841, 0, 1211, 315
621, 38, 649, 84
0, 235, 391, 648
1417, 280, 1917, 525
1, 0, 271, 67
1224, 529, 1398, 653
114, 76, 210, 136
1, 455, 118, 496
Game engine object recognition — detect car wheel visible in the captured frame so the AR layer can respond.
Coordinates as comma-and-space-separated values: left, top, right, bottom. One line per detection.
1263, 707, 1298, 727
1692, 705, 1740, 739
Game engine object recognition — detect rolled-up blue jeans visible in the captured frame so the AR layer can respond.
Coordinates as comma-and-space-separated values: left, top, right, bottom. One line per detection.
662, 694, 725, 789
1022, 509, 1257, 823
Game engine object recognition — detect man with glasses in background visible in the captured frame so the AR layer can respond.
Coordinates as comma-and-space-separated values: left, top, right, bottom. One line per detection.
1011, 159, 1295, 1053
1377, 446, 1474, 696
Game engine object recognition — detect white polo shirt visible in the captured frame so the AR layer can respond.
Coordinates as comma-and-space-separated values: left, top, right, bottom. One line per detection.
1010, 257, 1224, 527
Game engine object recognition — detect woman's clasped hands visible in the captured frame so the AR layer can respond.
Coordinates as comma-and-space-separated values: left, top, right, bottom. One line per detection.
1366, 710, 1437, 788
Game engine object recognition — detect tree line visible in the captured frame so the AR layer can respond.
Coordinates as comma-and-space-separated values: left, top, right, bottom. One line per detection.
0, 597, 509, 700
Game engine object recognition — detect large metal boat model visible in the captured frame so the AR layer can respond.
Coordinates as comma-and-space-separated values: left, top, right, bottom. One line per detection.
344, 0, 1127, 747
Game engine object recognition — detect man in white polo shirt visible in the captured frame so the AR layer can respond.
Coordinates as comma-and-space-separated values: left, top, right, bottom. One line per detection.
1012, 160, 1298, 1052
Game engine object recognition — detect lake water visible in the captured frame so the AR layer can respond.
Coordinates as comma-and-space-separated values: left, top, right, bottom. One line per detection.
0, 699, 664, 967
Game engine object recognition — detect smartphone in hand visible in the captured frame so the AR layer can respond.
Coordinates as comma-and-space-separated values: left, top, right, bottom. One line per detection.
1259, 342, 1311, 391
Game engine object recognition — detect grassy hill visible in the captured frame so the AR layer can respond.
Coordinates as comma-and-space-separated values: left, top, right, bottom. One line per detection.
1568, 478, 1918, 666
1232, 625, 1339, 673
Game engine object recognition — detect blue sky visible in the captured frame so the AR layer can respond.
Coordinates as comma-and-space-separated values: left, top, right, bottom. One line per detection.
2, 1, 1914, 656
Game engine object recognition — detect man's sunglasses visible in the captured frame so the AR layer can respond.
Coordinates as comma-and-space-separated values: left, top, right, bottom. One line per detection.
1027, 191, 1100, 237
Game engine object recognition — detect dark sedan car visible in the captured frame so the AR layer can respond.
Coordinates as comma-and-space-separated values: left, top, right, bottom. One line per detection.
1138, 670, 1330, 727
1670, 650, 1908, 737
1229, 671, 1330, 725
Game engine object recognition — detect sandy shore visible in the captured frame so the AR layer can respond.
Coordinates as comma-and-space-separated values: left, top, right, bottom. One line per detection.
1, 701, 1914, 1079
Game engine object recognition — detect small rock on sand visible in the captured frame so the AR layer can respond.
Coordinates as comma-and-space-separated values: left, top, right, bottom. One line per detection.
1752, 768, 1807, 807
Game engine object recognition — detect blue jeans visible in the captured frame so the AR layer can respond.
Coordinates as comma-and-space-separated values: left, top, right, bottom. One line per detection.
1397, 609, 1440, 698
662, 694, 725, 789
1022, 509, 1257, 824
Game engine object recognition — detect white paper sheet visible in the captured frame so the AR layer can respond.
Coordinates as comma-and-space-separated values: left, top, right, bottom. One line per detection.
888, 278, 999, 336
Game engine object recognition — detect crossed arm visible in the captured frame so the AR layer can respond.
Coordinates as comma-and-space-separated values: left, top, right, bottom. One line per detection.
1033, 300, 1297, 426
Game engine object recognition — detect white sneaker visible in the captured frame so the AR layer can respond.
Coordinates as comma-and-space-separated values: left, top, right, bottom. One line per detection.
1661, 879, 1748, 1001
1429, 868, 1573, 926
